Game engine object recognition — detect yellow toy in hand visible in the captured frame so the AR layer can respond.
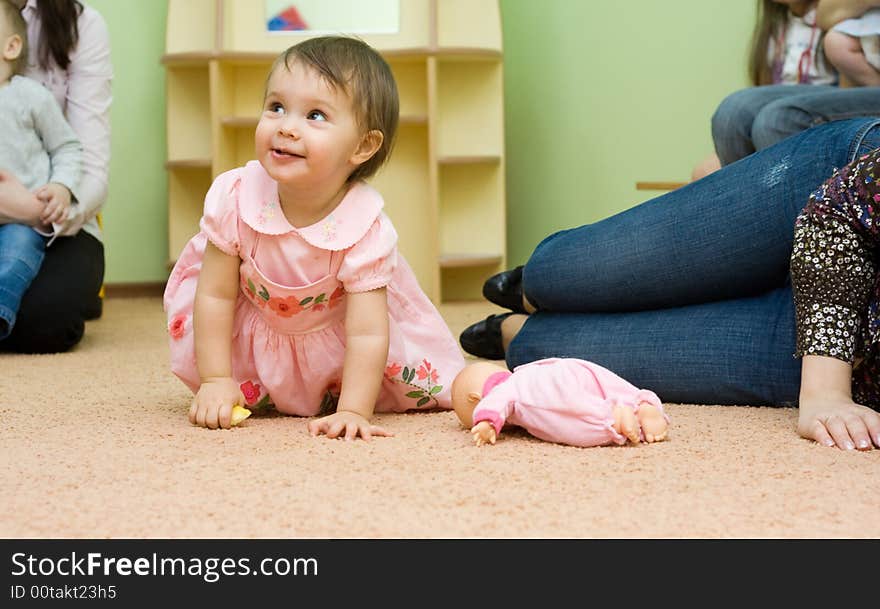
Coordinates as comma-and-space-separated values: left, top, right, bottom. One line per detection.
230, 405, 252, 427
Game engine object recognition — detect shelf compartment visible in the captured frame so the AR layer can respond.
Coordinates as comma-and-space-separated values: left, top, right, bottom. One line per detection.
441, 263, 502, 302
167, 166, 213, 263
436, 0, 502, 51
164, 0, 215, 55
436, 60, 503, 158
388, 58, 428, 119
369, 122, 436, 299
439, 163, 505, 257
166, 66, 211, 162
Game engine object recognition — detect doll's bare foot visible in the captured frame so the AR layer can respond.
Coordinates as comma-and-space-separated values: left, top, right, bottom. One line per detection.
611, 403, 641, 444
637, 402, 668, 443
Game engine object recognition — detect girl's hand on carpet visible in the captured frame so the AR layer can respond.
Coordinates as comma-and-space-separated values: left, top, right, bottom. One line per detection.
189, 377, 246, 430
307, 410, 393, 442
797, 395, 880, 450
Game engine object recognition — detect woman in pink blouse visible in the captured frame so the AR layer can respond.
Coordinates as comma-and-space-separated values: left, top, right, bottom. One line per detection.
0, 0, 111, 353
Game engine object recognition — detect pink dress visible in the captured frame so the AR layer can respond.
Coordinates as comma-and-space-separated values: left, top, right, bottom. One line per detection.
163, 161, 465, 415
472, 358, 668, 447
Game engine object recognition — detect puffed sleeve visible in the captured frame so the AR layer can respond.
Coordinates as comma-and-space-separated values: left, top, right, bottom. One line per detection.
337, 214, 398, 292
199, 170, 242, 256
790, 148, 880, 362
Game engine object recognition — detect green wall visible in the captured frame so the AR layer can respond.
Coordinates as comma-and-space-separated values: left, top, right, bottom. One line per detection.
500, 0, 756, 265
88, 0, 168, 283
96, 0, 755, 283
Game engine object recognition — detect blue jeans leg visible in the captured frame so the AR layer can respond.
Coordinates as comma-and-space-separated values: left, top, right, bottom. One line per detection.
508, 286, 800, 406
508, 118, 880, 405
711, 84, 832, 165
0, 224, 46, 340
523, 117, 880, 313
712, 84, 880, 165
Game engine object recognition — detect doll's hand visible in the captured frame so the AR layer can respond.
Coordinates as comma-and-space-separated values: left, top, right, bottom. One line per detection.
798, 393, 880, 450
36, 183, 72, 225
307, 410, 393, 442
189, 377, 246, 429
471, 421, 497, 446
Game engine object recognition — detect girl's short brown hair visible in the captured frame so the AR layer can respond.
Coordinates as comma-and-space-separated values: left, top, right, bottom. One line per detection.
270, 36, 399, 182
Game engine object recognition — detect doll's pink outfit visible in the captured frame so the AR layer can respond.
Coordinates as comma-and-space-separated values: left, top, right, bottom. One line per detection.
163, 161, 465, 415
472, 358, 668, 447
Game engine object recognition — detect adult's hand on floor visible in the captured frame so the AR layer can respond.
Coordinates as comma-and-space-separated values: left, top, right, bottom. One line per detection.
797, 394, 880, 450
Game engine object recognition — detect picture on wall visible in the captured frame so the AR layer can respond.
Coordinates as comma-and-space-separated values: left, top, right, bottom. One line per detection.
265, 0, 400, 34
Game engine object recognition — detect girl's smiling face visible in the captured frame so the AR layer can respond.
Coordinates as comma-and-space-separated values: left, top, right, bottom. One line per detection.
255, 60, 369, 192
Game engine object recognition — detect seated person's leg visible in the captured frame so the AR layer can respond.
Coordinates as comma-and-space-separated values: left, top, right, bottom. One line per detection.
711, 84, 813, 166
751, 86, 880, 152
506, 286, 800, 407
2, 231, 104, 353
0, 224, 46, 340
523, 117, 880, 314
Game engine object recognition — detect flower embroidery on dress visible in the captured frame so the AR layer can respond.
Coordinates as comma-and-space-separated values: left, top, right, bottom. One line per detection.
257, 200, 277, 226
322, 215, 339, 242
384, 358, 443, 408
168, 314, 187, 339
243, 278, 345, 315
239, 380, 273, 411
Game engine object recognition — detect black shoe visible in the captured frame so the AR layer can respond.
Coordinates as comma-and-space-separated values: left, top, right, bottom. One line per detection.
459, 312, 512, 360
482, 266, 527, 314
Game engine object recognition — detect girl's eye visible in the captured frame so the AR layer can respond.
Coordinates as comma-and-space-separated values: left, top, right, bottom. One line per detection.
306, 110, 327, 121
267, 102, 284, 115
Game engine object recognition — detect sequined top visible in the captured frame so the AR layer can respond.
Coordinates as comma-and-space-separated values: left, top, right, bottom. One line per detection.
790, 147, 880, 408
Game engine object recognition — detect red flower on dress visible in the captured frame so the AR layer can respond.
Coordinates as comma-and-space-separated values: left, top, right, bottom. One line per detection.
240, 380, 261, 405
328, 286, 345, 309
168, 314, 187, 339
267, 296, 303, 317
385, 362, 402, 379
416, 359, 439, 383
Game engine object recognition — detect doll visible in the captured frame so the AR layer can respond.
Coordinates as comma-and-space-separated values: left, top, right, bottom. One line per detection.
451, 358, 669, 447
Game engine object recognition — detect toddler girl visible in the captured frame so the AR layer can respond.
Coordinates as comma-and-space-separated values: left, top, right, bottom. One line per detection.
164, 36, 465, 438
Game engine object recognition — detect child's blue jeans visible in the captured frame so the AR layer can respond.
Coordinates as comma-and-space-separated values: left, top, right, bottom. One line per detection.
508, 118, 880, 406
0, 223, 47, 340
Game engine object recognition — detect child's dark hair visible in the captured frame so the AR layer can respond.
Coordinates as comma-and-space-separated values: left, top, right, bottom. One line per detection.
269, 35, 399, 182
1, 0, 28, 75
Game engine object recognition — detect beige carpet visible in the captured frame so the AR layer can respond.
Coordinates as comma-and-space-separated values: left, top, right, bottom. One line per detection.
2, 297, 879, 539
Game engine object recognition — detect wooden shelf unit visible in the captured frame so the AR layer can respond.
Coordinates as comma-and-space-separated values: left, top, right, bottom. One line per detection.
163, 0, 506, 302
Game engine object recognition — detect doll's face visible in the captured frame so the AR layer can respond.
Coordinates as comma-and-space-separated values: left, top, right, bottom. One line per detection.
451, 362, 507, 427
